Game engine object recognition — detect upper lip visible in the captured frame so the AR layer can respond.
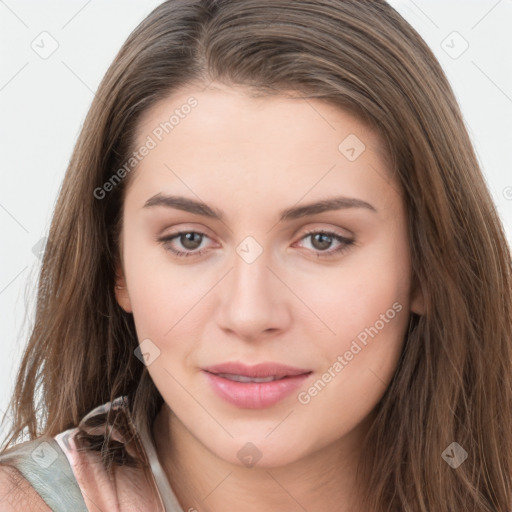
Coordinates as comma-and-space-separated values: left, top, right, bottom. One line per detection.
203, 362, 312, 379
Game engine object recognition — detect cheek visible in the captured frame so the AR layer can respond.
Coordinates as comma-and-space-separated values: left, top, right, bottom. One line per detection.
122, 227, 205, 337
294, 231, 411, 411
309, 238, 409, 383
298, 230, 411, 346
294, 273, 409, 444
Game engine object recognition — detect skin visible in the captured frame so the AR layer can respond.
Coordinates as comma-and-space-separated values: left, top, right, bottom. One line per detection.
115, 82, 424, 512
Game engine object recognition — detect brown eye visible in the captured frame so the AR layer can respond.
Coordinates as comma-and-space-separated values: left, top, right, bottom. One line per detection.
158, 231, 210, 258
298, 230, 355, 258
179, 232, 203, 250
310, 232, 334, 251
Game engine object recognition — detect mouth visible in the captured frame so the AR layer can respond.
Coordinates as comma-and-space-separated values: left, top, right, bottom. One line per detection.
201, 362, 313, 409
210, 373, 297, 383
202, 361, 312, 379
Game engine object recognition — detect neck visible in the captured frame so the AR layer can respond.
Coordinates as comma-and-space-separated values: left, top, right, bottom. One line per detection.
152, 404, 374, 512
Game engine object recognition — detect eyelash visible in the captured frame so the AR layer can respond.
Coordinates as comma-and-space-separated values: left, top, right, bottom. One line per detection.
157, 229, 355, 259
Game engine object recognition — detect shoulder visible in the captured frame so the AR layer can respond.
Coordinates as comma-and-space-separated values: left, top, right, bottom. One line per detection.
0, 463, 52, 511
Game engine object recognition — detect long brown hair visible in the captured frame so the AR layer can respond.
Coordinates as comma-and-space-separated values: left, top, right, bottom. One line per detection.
1, 1, 511, 510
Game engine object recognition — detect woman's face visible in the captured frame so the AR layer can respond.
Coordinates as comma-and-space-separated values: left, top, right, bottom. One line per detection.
115, 83, 424, 467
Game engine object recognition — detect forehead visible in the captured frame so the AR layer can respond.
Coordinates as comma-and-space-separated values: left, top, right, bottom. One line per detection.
133, 83, 390, 164
125, 84, 398, 211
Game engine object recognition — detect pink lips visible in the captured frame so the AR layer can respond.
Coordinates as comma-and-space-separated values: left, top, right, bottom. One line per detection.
202, 362, 312, 409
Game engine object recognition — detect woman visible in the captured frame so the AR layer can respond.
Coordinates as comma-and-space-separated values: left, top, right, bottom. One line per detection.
1, 0, 511, 510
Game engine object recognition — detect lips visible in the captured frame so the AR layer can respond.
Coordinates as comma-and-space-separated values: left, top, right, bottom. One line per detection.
203, 361, 311, 379
202, 361, 312, 409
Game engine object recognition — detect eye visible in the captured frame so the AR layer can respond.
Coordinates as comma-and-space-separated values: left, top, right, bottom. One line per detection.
295, 229, 355, 258
158, 231, 211, 258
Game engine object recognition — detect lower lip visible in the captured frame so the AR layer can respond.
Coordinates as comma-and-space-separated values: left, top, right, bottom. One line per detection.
203, 371, 311, 409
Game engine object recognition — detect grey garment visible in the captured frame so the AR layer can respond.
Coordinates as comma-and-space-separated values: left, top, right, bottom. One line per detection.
0, 436, 88, 511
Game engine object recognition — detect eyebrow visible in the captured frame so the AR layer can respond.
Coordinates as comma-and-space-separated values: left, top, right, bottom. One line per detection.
143, 193, 377, 222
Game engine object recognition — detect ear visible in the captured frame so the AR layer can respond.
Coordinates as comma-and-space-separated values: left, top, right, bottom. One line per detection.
114, 259, 132, 313
409, 273, 425, 315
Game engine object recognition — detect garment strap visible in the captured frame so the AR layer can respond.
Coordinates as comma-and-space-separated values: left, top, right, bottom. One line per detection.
0, 436, 87, 511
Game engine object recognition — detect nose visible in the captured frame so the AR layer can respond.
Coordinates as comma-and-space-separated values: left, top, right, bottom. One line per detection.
215, 245, 291, 342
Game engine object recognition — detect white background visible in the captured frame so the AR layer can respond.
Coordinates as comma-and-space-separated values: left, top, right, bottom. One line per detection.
1, 0, 511, 439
